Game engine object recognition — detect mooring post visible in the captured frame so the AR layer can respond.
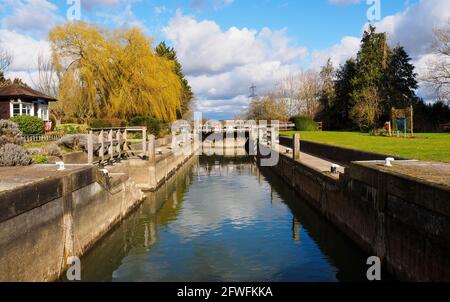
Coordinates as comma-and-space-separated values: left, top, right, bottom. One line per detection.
99, 130, 104, 163
87, 130, 94, 165
142, 127, 148, 157
116, 130, 122, 160
108, 130, 114, 161
293, 133, 300, 161
148, 134, 156, 164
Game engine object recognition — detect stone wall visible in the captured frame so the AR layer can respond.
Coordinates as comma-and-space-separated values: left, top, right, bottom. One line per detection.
0, 166, 144, 281
262, 147, 450, 281
279, 137, 407, 165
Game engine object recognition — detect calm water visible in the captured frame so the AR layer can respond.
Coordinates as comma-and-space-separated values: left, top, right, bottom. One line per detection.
79, 155, 371, 282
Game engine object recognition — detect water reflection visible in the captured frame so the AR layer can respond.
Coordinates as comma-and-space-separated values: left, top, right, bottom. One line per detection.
78, 155, 371, 282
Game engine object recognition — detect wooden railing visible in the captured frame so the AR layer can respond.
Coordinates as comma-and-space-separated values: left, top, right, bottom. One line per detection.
24, 133, 63, 143
279, 122, 296, 131
87, 127, 148, 165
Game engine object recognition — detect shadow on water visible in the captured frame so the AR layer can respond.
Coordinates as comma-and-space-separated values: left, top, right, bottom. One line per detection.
75, 156, 198, 282
74, 154, 391, 282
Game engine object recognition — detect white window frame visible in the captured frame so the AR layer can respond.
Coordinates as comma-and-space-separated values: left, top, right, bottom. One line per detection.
37, 104, 49, 121
10, 99, 34, 117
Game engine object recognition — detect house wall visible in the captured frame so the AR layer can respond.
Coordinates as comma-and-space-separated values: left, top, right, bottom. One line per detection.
0, 102, 10, 120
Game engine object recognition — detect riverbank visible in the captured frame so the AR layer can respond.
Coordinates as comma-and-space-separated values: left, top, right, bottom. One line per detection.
259, 143, 450, 281
0, 138, 198, 281
0, 164, 144, 281
280, 131, 450, 163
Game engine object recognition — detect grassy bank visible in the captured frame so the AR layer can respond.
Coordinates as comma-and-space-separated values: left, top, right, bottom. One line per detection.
280, 131, 450, 163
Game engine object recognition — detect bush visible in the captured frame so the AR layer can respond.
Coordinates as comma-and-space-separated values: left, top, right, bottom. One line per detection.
61, 116, 81, 124
10, 115, 44, 135
55, 124, 89, 135
0, 144, 33, 166
91, 118, 126, 128
32, 154, 48, 164
290, 116, 318, 131
128, 116, 162, 136
0, 119, 24, 147
49, 115, 57, 131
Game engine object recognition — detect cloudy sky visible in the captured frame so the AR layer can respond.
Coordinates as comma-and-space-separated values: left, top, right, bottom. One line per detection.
0, 0, 449, 119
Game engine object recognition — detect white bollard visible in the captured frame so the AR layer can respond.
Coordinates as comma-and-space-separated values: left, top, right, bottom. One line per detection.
56, 161, 66, 171
385, 157, 395, 167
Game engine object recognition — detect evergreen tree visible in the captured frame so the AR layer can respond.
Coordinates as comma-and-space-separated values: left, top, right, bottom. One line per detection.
0, 71, 28, 87
0, 71, 6, 86
350, 25, 389, 130
318, 59, 336, 128
385, 45, 418, 110
319, 58, 335, 108
156, 42, 194, 119
333, 59, 357, 129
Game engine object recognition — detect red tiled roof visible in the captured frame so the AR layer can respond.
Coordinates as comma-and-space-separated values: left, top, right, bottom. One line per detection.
0, 83, 57, 102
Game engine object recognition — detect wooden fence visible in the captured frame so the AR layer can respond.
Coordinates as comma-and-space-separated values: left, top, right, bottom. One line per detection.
87, 127, 148, 165
24, 133, 63, 143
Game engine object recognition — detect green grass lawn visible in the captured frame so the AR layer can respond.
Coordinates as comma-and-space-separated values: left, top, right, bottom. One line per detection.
280, 131, 450, 163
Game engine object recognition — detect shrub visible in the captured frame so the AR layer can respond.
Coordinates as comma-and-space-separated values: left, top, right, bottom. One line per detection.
61, 116, 81, 124
10, 115, 44, 135
49, 115, 57, 131
32, 154, 48, 164
91, 118, 126, 128
128, 116, 162, 136
290, 116, 318, 131
0, 144, 33, 166
55, 124, 89, 135
0, 119, 24, 147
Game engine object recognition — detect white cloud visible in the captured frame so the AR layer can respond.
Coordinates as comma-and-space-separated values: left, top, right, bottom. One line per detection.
312, 0, 450, 103
2, 0, 63, 36
96, 3, 144, 29
154, 5, 168, 15
0, 29, 51, 86
163, 12, 307, 117
191, 0, 235, 11
373, 0, 450, 60
311, 36, 360, 70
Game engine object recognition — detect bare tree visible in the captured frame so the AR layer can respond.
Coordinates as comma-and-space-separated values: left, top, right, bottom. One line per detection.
421, 22, 450, 104
0, 47, 12, 75
246, 93, 289, 121
32, 54, 59, 97
275, 75, 300, 117
31, 54, 64, 123
297, 70, 322, 118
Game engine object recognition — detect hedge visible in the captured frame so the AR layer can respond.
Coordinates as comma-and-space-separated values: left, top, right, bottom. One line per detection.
10, 115, 44, 135
128, 116, 162, 136
290, 116, 318, 131
55, 124, 89, 135
91, 118, 126, 129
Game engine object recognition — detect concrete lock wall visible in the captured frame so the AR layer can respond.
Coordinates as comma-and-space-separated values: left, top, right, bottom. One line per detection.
124, 143, 198, 191
279, 138, 408, 166
0, 166, 145, 281
262, 146, 450, 281
0, 136, 198, 281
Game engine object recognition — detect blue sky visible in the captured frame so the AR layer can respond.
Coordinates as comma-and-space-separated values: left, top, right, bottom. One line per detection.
0, 0, 448, 119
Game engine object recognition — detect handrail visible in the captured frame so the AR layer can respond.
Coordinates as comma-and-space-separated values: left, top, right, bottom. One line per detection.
87, 126, 148, 165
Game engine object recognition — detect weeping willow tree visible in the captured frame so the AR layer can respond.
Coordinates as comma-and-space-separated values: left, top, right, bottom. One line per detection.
49, 22, 183, 122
